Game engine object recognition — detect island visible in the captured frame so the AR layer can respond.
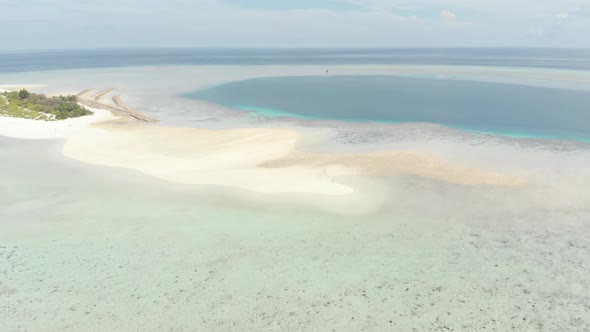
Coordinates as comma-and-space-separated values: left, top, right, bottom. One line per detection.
0, 89, 92, 120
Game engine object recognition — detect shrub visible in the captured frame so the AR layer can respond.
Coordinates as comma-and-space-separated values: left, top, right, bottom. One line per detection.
1, 89, 92, 121
18, 89, 30, 100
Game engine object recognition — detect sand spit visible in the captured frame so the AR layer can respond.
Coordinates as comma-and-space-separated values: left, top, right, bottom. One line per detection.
0, 85, 522, 196
111, 94, 158, 122
63, 122, 356, 195
58, 120, 524, 196
92, 87, 118, 101
262, 151, 524, 186
76, 88, 95, 98
77, 88, 159, 123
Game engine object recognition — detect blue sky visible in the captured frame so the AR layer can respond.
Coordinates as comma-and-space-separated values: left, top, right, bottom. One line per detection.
1, 0, 589, 50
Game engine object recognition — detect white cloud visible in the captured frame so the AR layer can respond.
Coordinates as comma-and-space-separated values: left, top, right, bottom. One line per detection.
439, 9, 470, 29
555, 12, 570, 25
573, 5, 590, 18
528, 12, 571, 39
348, 0, 589, 19
1, 0, 590, 49
440, 10, 457, 23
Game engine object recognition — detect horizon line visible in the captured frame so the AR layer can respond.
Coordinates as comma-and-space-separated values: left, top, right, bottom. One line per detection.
2, 46, 590, 55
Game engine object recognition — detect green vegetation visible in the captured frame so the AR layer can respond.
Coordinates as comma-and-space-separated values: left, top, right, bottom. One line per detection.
0, 89, 92, 121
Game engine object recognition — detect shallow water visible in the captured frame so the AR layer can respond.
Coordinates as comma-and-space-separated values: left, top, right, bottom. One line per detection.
0, 139, 590, 331
2, 64, 590, 330
1, 137, 590, 331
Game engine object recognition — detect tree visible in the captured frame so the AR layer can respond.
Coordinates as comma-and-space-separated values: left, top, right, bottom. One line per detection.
18, 89, 30, 100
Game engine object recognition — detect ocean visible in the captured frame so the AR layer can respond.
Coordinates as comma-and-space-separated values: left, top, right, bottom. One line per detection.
2, 47, 590, 73
2, 49, 590, 330
186, 75, 590, 140
3, 48, 590, 140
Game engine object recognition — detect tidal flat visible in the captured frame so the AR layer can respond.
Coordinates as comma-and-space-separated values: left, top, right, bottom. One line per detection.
1, 136, 589, 331
1, 65, 590, 331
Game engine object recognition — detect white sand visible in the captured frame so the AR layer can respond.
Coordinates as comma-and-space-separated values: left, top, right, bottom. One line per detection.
62, 121, 523, 194
0, 105, 521, 196
2, 70, 589, 331
63, 123, 357, 195
0, 107, 117, 139
0, 109, 357, 195
0, 73, 525, 196
0, 84, 46, 91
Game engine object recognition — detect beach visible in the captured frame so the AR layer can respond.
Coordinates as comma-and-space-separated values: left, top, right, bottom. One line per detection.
0, 77, 526, 198
0, 91, 524, 209
2, 65, 590, 331
1, 131, 589, 331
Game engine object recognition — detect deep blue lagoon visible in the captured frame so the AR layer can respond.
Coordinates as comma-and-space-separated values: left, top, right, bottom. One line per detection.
187, 75, 590, 140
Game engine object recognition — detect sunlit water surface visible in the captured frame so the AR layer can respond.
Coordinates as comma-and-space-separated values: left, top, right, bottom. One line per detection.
1, 61, 590, 330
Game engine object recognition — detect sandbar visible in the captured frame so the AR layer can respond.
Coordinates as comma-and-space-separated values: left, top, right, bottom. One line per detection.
0, 85, 524, 196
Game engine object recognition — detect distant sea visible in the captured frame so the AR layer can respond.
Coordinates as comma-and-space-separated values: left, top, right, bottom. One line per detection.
2, 48, 590, 73
3, 47, 590, 140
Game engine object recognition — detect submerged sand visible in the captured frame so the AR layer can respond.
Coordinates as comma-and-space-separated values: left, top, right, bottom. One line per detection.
1, 135, 589, 332
2, 67, 590, 331
0, 108, 523, 197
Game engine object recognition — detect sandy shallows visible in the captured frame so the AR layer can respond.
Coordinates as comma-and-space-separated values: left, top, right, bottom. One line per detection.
59, 121, 523, 196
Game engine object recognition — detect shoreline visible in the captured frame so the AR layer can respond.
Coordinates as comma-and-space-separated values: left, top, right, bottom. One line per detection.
76, 87, 159, 123
3, 56, 590, 332
0, 85, 524, 197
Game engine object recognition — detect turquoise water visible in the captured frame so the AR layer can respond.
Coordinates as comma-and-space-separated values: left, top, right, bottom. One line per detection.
187, 76, 590, 141
2, 65, 590, 330
2, 137, 590, 331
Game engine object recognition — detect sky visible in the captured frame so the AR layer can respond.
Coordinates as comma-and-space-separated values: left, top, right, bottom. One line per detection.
1, 0, 590, 50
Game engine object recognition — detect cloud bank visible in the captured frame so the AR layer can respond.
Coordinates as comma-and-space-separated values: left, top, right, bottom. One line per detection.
0, 0, 589, 50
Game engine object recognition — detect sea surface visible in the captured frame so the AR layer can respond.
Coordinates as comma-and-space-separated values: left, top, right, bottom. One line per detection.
3, 48, 590, 140
187, 75, 590, 140
2, 47, 590, 73
2, 50, 590, 331
2, 135, 590, 331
